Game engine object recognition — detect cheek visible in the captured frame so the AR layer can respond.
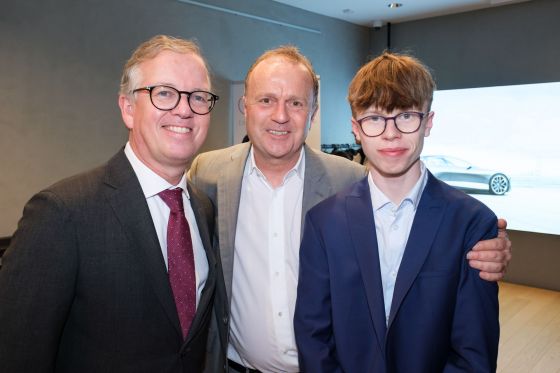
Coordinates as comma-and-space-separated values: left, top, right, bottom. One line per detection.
196, 118, 210, 137
408, 137, 425, 155
296, 114, 311, 132
137, 109, 163, 131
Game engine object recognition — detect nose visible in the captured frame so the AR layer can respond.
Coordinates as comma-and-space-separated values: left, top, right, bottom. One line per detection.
172, 93, 194, 117
271, 100, 289, 124
383, 118, 401, 139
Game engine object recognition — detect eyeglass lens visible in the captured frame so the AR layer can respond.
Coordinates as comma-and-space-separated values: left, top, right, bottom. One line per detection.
360, 112, 423, 137
149, 86, 216, 114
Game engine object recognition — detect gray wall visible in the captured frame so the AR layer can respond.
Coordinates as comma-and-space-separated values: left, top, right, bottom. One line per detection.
1, 0, 558, 290
369, 0, 560, 290
0, 0, 369, 237
371, 0, 560, 89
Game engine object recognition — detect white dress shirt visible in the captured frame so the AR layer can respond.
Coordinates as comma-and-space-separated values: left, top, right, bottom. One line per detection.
368, 162, 428, 324
124, 143, 208, 306
228, 147, 304, 373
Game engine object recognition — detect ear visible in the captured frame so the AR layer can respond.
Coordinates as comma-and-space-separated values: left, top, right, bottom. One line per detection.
351, 117, 362, 143
242, 95, 249, 122
305, 104, 319, 133
424, 111, 434, 137
118, 94, 135, 130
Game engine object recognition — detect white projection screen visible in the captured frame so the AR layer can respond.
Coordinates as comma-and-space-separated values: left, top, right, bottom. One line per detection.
423, 82, 560, 236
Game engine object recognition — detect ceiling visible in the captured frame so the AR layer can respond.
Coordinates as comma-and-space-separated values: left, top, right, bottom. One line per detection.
271, 0, 531, 27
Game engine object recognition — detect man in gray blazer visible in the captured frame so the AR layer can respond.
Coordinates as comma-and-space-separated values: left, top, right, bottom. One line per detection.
0, 35, 226, 372
189, 46, 511, 373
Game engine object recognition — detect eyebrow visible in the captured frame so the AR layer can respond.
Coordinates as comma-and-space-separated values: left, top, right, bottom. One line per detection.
148, 82, 210, 91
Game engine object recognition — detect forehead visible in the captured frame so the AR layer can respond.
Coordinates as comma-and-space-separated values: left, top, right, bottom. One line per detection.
359, 104, 427, 115
248, 56, 313, 96
138, 50, 209, 87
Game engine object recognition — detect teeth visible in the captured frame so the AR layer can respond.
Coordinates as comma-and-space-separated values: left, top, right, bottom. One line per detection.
167, 126, 191, 134
269, 130, 288, 135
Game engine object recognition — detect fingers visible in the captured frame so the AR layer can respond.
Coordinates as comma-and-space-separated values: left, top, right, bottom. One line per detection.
497, 218, 508, 230
468, 259, 507, 281
497, 227, 508, 238
469, 236, 507, 254
468, 259, 506, 273
477, 270, 505, 282
466, 217, 513, 282
467, 248, 507, 262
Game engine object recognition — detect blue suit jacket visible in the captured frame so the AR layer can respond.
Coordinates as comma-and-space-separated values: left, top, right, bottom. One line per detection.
294, 174, 499, 373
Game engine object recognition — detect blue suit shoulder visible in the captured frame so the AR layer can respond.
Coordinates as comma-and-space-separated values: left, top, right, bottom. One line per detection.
427, 173, 496, 221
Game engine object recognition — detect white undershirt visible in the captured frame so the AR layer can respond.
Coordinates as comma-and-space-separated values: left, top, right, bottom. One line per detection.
124, 142, 208, 306
368, 162, 428, 324
228, 147, 304, 373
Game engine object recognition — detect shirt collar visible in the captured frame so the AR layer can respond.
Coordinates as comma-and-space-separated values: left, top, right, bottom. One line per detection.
124, 142, 189, 199
368, 161, 428, 211
246, 145, 305, 183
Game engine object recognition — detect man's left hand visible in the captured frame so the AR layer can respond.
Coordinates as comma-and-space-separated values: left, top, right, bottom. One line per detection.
467, 218, 512, 281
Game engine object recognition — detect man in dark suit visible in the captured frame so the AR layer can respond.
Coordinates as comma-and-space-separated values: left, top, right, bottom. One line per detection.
295, 52, 500, 372
0, 35, 226, 372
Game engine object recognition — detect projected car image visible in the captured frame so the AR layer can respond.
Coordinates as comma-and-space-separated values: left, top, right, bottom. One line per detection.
421, 155, 511, 195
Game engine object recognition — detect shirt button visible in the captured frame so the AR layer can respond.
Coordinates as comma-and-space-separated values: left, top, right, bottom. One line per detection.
273, 232, 278, 238
392, 225, 399, 231
278, 312, 283, 317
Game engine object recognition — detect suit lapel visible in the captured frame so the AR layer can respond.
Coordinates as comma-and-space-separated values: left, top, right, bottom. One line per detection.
387, 174, 446, 329
103, 151, 182, 339
217, 143, 249, 301
347, 178, 387, 353
302, 146, 334, 235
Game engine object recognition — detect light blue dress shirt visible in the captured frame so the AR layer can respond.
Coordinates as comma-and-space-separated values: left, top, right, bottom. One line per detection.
368, 162, 428, 324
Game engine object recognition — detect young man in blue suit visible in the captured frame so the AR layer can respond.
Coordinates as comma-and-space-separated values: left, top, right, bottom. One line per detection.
294, 52, 500, 372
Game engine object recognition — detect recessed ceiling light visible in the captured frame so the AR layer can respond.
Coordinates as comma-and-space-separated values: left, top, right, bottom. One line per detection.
388, 3, 403, 8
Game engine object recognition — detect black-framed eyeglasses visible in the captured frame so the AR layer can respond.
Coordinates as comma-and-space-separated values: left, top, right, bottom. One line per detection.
132, 85, 219, 115
356, 111, 429, 137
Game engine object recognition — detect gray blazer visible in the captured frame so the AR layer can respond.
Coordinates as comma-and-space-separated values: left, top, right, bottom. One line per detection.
189, 142, 366, 302
0, 150, 220, 373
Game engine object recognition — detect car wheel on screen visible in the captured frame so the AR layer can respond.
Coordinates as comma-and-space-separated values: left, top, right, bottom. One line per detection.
489, 174, 509, 195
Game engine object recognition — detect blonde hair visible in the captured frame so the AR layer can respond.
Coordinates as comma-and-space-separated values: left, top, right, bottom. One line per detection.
119, 35, 209, 95
348, 51, 435, 117
245, 45, 319, 109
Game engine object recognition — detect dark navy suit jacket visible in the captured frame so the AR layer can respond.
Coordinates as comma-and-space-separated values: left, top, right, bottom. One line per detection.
294, 173, 499, 373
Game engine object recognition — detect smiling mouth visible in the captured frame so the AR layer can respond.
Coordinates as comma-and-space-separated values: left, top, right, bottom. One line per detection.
268, 129, 289, 135
165, 125, 192, 134
380, 148, 406, 156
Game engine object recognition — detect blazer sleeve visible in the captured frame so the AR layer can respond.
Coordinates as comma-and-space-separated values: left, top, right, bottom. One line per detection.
0, 190, 78, 372
444, 213, 500, 372
294, 213, 344, 373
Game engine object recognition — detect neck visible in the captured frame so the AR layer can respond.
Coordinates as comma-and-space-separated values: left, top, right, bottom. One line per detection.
369, 162, 421, 204
253, 148, 302, 188
129, 143, 185, 186
157, 169, 184, 186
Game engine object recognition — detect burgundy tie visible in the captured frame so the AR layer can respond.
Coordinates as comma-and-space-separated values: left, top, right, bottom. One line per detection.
159, 188, 196, 339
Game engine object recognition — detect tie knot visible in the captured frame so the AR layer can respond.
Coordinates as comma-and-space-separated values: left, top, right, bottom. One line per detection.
159, 188, 184, 212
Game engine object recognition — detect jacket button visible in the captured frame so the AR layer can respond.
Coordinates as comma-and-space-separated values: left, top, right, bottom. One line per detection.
222, 315, 228, 324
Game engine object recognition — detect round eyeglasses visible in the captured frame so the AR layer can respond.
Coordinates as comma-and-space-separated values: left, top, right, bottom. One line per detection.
356, 111, 428, 137
132, 85, 219, 115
